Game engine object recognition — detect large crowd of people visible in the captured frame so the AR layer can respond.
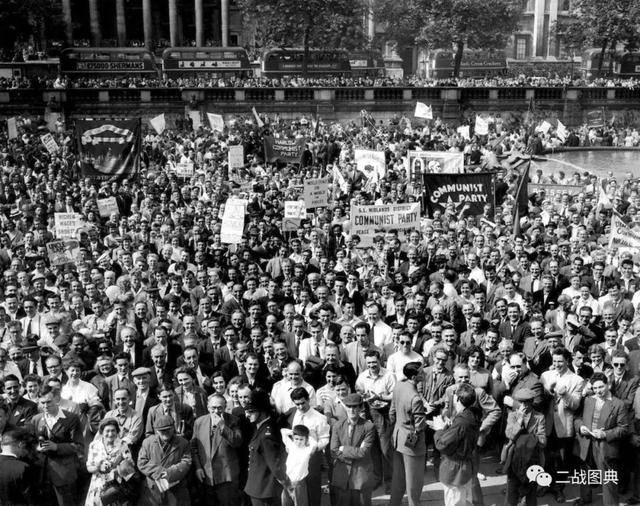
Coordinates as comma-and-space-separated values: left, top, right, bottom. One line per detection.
0, 108, 637, 506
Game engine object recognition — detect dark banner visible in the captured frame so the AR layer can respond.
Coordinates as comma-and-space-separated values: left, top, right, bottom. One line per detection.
422, 172, 494, 217
263, 135, 305, 164
76, 119, 141, 180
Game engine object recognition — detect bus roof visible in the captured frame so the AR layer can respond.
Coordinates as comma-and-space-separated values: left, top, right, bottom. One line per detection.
162, 46, 248, 57
61, 47, 154, 55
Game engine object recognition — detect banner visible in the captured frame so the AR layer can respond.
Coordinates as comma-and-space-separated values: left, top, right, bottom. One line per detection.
303, 177, 330, 208
355, 149, 386, 181
350, 202, 421, 247
41, 133, 59, 154
610, 214, 640, 251
149, 113, 166, 134
188, 110, 202, 130
47, 240, 81, 266
457, 125, 470, 140
97, 197, 119, 217
7, 117, 17, 139
174, 160, 194, 178
529, 183, 583, 197
536, 120, 551, 134
220, 200, 245, 244
228, 145, 244, 169
263, 136, 306, 164
76, 119, 141, 180
414, 102, 433, 119
422, 172, 494, 217
54, 213, 83, 240
207, 113, 224, 132
284, 201, 306, 231
586, 108, 605, 128
406, 150, 464, 183
475, 116, 489, 136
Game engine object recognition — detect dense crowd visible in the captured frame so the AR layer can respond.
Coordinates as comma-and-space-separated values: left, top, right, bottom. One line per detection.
0, 110, 638, 506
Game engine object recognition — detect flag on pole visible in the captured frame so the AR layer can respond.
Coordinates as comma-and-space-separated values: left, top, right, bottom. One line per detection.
149, 113, 166, 135
207, 113, 225, 132
7, 117, 17, 139
414, 102, 433, 119
513, 159, 531, 236
556, 120, 568, 142
535, 120, 551, 134
475, 116, 489, 136
252, 107, 264, 128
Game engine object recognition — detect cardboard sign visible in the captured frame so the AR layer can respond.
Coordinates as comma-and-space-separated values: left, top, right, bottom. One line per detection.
47, 240, 80, 266
284, 200, 306, 231
529, 183, 583, 197
149, 113, 166, 134
7, 117, 17, 139
220, 200, 245, 244
350, 202, 421, 247
228, 145, 244, 169
41, 133, 59, 154
303, 177, 330, 208
207, 113, 225, 132
54, 213, 82, 240
97, 197, 119, 218
174, 161, 194, 178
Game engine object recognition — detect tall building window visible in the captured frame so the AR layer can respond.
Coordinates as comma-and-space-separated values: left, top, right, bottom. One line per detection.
516, 37, 527, 59
524, 0, 535, 12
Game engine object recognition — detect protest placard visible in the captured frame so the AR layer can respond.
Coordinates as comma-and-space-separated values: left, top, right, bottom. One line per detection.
529, 183, 583, 197
355, 149, 386, 180
284, 200, 307, 231
174, 161, 195, 178
47, 240, 81, 266
54, 213, 82, 240
41, 133, 59, 154
350, 202, 421, 247
220, 200, 245, 244
303, 177, 330, 208
228, 145, 244, 169
97, 197, 119, 218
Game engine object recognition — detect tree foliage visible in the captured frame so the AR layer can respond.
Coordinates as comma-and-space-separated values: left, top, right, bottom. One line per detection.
238, 0, 367, 58
556, 0, 640, 72
375, 0, 522, 77
0, 0, 61, 50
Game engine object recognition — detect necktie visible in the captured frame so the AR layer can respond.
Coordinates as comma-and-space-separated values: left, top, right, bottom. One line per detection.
314, 343, 320, 357
25, 318, 32, 336
29, 360, 36, 375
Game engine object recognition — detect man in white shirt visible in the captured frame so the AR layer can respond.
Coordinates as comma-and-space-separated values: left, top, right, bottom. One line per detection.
270, 361, 316, 414
20, 296, 44, 338
386, 331, 423, 380
298, 320, 330, 364
366, 303, 393, 348
288, 387, 330, 506
60, 360, 101, 410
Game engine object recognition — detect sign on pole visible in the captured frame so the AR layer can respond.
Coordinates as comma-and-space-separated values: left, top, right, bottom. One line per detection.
97, 197, 119, 218
54, 213, 82, 240
220, 200, 245, 244
174, 161, 195, 178
207, 113, 225, 132
284, 201, 306, 231
41, 133, 59, 154
303, 177, 330, 208
228, 145, 244, 169
47, 240, 81, 266
475, 116, 489, 135
350, 203, 421, 247
149, 113, 166, 134
414, 102, 433, 119
188, 110, 202, 130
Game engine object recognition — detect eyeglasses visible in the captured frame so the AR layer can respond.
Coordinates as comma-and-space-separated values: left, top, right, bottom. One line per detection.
399, 341, 411, 345
612, 363, 626, 367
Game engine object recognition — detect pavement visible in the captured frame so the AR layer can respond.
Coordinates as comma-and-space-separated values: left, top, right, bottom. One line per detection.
368, 454, 628, 505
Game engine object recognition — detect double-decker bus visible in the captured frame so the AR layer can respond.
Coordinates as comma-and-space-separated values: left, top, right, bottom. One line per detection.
59, 47, 159, 78
581, 48, 619, 78
262, 48, 352, 77
349, 51, 385, 77
162, 47, 252, 79
427, 49, 507, 79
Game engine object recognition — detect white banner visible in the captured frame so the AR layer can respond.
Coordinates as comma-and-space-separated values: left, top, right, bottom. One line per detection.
536, 120, 551, 134
406, 150, 464, 183
97, 197, 119, 218
350, 202, 421, 247
207, 113, 225, 132
556, 120, 568, 142
7, 117, 17, 139
228, 145, 244, 169
414, 102, 433, 119
610, 214, 640, 249
149, 113, 166, 134
475, 116, 489, 136
303, 177, 330, 208
47, 240, 81, 266
355, 149, 386, 180
284, 201, 307, 219
188, 110, 202, 131
54, 213, 82, 240
41, 133, 59, 154
174, 161, 194, 178
457, 125, 470, 140
220, 200, 245, 244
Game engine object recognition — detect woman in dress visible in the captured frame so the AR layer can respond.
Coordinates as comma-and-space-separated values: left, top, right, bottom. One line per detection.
85, 418, 136, 506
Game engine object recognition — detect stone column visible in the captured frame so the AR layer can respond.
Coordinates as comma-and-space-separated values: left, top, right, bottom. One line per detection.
116, 0, 127, 46
88, 0, 102, 46
532, 0, 545, 57
62, 0, 73, 45
169, 0, 178, 47
143, 0, 153, 48
195, 0, 204, 46
547, 0, 558, 58
221, 0, 229, 46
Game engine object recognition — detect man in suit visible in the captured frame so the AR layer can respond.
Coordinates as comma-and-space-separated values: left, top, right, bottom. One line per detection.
244, 389, 287, 505
0, 428, 36, 505
330, 393, 376, 506
28, 385, 84, 506
104, 352, 137, 409
220, 340, 250, 382
2, 374, 37, 427
114, 325, 144, 368
493, 352, 544, 413
131, 367, 160, 431
137, 414, 192, 506
499, 303, 531, 350
584, 260, 608, 299
389, 362, 427, 506
575, 372, 630, 506
145, 383, 195, 440
191, 393, 243, 506
532, 275, 560, 314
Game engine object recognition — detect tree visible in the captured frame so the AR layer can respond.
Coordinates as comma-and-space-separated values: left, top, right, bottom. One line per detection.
556, 0, 640, 74
376, 0, 522, 77
238, 0, 367, 74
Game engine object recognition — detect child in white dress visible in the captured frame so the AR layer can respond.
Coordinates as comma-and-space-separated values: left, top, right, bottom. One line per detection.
281, 425, 317, 506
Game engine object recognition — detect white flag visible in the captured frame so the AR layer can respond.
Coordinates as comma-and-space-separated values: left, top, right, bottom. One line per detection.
149, 113, 166, 135
414, 102, 433, 119
536, 120, 551, 134
556, 120, 568, 142
188, 110, 202, 131
252, 107, 264, 128
475, 116, 489, 136
456, 125, 470, 140
207, 113, 225, 132
7, 117, 17, 139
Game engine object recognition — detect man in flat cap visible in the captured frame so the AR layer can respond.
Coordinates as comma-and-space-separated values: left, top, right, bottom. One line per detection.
137, 414, 192, 506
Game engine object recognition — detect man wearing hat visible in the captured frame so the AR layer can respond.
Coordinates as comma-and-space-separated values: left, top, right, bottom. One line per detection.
131, 367, 159, 430
244, 390, 287, 506
330, 393, 376, 506
137, 414, 192, 506
503, 388, 546, 506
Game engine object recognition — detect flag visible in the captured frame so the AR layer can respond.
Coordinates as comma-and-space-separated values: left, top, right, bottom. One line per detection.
556, 120, 568, 142
149, 113, 166, 135
207, 113, 225, 132
414, 102, 433, 119
536, 120, 551, 134
512, 160, 530, 235
252, 107, 264, 128
7, 117, 17, 139
597, 178, 614, 207
422, 172, 494, 217
475, 116, 489, 136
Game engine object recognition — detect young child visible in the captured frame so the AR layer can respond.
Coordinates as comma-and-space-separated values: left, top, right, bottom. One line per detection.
281, 425, 317, 506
